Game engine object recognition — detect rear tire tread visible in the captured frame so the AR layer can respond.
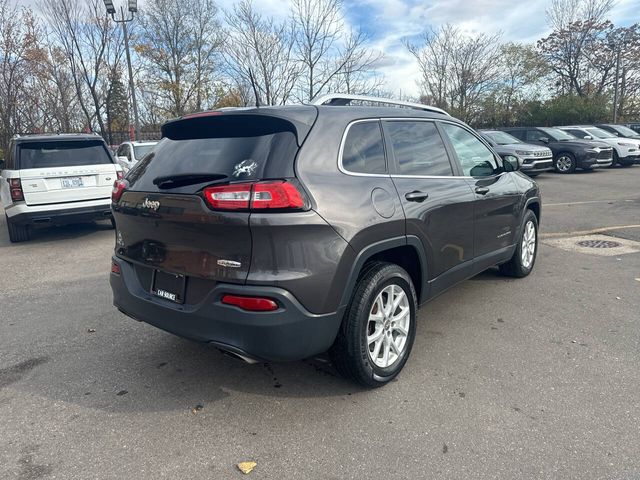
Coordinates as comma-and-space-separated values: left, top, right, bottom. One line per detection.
330, 262, 416, 388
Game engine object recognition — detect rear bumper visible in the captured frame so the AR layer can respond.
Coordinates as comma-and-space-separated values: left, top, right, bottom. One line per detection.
110, 257, 344, 362
6, 200, 112, 226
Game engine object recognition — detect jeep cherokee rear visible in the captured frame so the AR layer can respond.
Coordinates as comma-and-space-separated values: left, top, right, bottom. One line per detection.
110, 95, 541, 387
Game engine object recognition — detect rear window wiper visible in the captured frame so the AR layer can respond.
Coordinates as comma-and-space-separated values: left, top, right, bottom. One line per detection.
153, 173, 228, 189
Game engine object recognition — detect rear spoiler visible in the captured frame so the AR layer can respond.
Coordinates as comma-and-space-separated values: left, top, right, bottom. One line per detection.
161, 107, 318, 147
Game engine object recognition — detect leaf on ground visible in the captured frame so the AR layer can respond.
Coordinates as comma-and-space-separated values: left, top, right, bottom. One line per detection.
191, 404, 204, 415
87, 328, 96, 333
237, 461, 257, 474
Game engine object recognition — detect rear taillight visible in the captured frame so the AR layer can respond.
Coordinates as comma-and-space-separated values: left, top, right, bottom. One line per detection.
116, 171, 124, 180
252, 181, 305, 209
9, 178, 24, 202
203, 180, 307, 211
203, 183, 252, 210
222, 295, 278, 311
112, 179, 128, 202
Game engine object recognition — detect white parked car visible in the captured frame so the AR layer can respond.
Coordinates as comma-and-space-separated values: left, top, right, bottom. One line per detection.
557, 125, 640, 167
115, 141, 158, 172
0, 133, 123, 242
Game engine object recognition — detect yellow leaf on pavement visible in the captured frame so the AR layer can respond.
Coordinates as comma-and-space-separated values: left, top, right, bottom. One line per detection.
237, 461, 257, 474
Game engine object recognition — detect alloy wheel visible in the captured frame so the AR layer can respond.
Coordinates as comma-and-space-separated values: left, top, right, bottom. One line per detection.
366, 284, 411, 368
556, 155, 572, 172
521, 220, 536, 268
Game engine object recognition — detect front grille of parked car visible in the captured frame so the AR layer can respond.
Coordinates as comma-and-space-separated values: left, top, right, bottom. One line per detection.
598, 149, 612, 160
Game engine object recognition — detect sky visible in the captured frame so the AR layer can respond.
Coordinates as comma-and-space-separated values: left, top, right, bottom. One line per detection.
24, 0, 640, 97
213, 0, 640, 96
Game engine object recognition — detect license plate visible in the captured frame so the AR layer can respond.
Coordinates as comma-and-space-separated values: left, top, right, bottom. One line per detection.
152, 270, 186, 304
61, 177, 84, 188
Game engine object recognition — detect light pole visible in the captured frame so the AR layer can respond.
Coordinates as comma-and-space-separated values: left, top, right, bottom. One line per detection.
103, 0, 141, 142
612, 47, 621, 124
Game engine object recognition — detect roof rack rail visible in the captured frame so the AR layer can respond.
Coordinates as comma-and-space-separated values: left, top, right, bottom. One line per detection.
310, 93, 449, 116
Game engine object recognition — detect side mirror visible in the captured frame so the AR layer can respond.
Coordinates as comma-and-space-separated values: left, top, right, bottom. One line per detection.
502, 155, 520, 172
539, 137, 550, 144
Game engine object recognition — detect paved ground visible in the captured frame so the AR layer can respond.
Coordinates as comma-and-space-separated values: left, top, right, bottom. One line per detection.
1, 167, 639, 480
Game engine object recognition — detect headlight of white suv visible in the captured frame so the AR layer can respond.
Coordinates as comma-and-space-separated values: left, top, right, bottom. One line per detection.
515, 150, 535, 155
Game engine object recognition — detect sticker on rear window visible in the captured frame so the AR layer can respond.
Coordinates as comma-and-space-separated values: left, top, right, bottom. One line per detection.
232, 159, 257, 178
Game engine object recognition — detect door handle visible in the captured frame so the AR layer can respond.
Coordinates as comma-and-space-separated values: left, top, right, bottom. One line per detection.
405, 191, 429, 202
475, 187, 490, 195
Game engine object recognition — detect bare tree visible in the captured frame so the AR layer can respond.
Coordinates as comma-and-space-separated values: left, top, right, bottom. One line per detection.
405, 25, 455, 109
136, 0, 221, 117
0, 0, 33, 148
291, 0, 381, 101
546, 0, 615, 30
223, 0, 300, 106
407, 25, 502, 123
39, 0, 123, 134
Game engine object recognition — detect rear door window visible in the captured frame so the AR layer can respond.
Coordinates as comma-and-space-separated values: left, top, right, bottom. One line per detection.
17, 140, 113, 169
385, 121, 452, 176
341, 121, 386, 174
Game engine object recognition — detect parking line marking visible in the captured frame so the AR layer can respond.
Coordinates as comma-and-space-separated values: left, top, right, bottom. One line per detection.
541, 225, 640, 239
545, 199, 636, 206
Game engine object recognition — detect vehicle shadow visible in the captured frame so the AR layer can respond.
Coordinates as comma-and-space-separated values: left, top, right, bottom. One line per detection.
0, 216, 113, 247
13, 320, 363, 415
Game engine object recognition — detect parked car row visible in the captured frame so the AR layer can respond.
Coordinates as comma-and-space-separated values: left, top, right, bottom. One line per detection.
481, 124, 640, 175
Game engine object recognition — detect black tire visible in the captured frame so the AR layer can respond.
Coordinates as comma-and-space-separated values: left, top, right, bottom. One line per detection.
610, 151, 619, 168
6, 215, 30, 243
554, 152, 576, 174
330, 262, 417, 388
499, 210, 538, 278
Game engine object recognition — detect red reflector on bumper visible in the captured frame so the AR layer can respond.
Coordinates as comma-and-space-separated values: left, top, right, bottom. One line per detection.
111, 261, 121, 274
221, 295, 278, 311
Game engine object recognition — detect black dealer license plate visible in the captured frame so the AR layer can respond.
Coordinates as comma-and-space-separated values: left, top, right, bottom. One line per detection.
152, 270, 186, 304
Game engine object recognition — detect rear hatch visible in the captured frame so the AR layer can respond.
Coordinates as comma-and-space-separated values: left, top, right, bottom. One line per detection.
112, 109, 317, 289
17, 138, 117, 206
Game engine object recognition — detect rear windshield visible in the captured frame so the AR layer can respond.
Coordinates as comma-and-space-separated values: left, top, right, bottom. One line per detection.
18, 140, 112, 169
127, 118, 299, 193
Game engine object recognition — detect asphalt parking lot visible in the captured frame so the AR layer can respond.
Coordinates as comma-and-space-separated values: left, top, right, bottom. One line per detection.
1, 167, 639, 480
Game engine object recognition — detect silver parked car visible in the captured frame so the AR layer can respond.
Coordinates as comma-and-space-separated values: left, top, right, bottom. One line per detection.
480, 130, 553, 176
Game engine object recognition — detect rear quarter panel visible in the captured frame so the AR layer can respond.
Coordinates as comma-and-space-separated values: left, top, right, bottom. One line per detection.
294, 113, 406, 311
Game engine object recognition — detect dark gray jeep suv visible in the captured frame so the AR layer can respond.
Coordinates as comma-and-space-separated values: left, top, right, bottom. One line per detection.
110, 94, 541, 387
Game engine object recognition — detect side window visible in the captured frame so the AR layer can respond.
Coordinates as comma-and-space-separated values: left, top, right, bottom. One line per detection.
341, 121, 386, 174
116, 145, 126, 157
385, 121, 452, 176
508, 130, 525, 141
567, 129, 586, 138
441, 123, 499, 177
525, 129, 546, 142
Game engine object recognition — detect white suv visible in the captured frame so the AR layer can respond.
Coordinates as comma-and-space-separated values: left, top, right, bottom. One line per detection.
558, 126, 640, 167
115, 141, 157, 172
0, 133, 123, 242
